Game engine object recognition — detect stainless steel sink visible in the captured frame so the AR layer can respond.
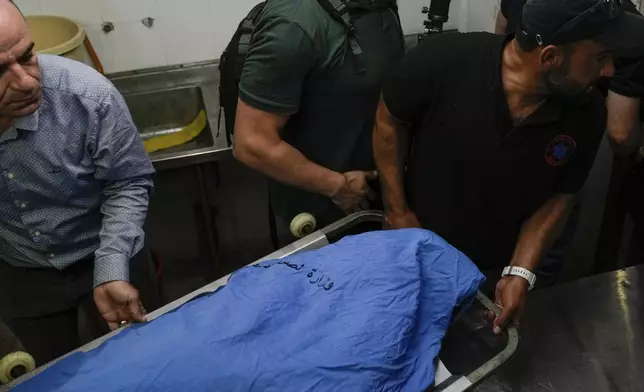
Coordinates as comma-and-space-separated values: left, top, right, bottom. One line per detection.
124, 86, 214, 154
109, 61, 231, 170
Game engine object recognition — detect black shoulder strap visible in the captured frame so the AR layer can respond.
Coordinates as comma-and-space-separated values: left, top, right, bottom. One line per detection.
320, 0, 354, 30
317, 0, 363, 73
317, 0, 398, 74
240, 2, 267, 47
248, 2, 266, 20
218, 1, 267, 142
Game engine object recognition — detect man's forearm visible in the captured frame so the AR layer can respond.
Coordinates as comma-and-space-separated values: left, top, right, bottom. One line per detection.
509, 194, 576, 271
373, 98, 410, 212
236, 138, 345, 197
94, 177, 152, 287
233, 98, 345, 198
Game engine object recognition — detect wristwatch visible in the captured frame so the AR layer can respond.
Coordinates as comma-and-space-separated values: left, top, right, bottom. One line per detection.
501, 266, 536, 291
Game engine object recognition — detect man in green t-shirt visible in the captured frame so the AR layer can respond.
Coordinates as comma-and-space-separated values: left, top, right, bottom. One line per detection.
233, 0, 404, 242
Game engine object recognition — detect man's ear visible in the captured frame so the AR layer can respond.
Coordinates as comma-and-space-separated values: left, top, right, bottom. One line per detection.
538, 45, 564, 70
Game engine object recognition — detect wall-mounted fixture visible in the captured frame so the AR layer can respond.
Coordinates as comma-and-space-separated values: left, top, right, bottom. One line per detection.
141, 17, 154, 28
101, 21, 114, 34
421, 0, 452, 36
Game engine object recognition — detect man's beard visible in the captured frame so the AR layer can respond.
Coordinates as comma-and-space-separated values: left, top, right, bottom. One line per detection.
541, 57, 590, 101
542, 70, 590, 101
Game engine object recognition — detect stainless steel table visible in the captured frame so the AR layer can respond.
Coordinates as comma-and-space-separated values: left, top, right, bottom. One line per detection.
471, 266, 643, 392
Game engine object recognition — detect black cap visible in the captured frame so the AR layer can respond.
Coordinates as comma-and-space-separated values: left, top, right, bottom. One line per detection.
520, 0, 644, 55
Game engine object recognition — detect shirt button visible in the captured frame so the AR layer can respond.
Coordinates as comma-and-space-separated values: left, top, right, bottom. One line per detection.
34, 231, 40, 237
48, 253, 55, 258
20, 202, 26, 209
7, 173, 14, 179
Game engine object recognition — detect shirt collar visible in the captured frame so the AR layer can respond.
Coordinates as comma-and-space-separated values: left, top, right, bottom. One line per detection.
524, 98, 565, 126
14, 108, 40, 132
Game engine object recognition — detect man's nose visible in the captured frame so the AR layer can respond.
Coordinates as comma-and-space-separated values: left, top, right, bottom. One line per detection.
600, 59, 615, 79
9, 63, 38, 92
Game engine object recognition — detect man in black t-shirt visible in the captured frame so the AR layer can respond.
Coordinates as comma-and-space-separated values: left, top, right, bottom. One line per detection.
374, 0, 644, 333
499, 0, 644, 273
497, 0, 644, 154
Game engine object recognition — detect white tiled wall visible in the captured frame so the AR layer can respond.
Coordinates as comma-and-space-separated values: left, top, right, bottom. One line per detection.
14, 0, 262, 73
15, 0, 488, 74
462, 0, 499, 33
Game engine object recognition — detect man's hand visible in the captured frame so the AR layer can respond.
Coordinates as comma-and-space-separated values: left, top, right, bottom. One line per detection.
490, 276, 529, 334
330, 171, 378, 214
94, 281, 147, 330
385, 208, 422, 229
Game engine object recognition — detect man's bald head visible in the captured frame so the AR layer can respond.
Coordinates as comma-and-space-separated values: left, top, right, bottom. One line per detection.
0, 0, 41, 126
0, 0, 27, 51
4, 1, 22, 15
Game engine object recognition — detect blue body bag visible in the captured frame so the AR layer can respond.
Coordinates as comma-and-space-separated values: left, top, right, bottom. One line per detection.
15, 229, 484, 391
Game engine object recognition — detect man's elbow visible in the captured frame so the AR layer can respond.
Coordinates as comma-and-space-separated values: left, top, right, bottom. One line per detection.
232, 133, 255, 165
609, 133, 631, 152
232, 131, 271, 169
607, 125, 641, 156
606, 92, 642, 155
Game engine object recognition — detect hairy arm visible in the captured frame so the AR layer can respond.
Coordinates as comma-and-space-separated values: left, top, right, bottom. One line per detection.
373, 97, 409, 211
373, 97, 421, 228
491, 193, 576, 333
606, 91, 642, 156
234, 98, 345, 197
374, 35, 442, 227
508, 193, 576, 272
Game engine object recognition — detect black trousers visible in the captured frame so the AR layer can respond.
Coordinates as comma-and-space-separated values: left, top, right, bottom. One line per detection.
0, 249, 161, 366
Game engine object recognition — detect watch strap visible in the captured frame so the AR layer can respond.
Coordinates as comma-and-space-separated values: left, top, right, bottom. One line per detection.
502, 266, 536, 290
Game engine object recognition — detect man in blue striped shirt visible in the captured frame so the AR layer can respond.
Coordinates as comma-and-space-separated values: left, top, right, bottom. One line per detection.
0, 1, 158, 365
